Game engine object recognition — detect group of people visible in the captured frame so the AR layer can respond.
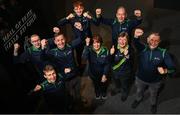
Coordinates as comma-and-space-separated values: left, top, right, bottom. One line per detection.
13, 1, 176, 114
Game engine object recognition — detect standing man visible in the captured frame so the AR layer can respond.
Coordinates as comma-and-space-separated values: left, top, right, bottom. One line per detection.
131, 28, 176, 113
41, 32, 82, 108
96, 6, 142, 46
54, 1, 99, 73
13, 34, 49, 82
33, 64, 67, 113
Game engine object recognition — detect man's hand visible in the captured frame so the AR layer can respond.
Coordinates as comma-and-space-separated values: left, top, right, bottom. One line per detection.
41, 39, 48, 49
83, 11, 92, 19
33, 85, 41, 92
74, 22, 83, 31
110, 45, 115, 55
157, 67, 168, 75
14, 43, 20, 51
85, 37, 91, 46
101, 75, 107, 83
134, 9, 141, 17
134, 28, 144, 38
53, 27, 60, 33
64, 68, 71, 74
66, 13, 75, 20
13, 43, 20, 56
96, 8, 102, 18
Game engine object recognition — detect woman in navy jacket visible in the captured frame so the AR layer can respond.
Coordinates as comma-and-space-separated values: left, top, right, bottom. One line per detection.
82, 35, 110, 99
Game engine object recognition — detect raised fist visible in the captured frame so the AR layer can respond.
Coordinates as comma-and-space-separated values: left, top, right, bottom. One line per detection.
64, 68, 71, 74
134, 28, 144, 38
85, 37, 91, 46
134, 9, 141, 17
83, 11, 92, 19
14, 43, 20, 51
53, 27, 60, 33
66, 13, 75, 20
41, 39, 48, 49
96, 8, 102, 18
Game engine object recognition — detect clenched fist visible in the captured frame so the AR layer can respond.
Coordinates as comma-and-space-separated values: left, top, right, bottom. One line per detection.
66, 13, 75, 20
96, 8, 102, 18
134, 28, 144, 38
53, 27, 60, 33
134, 9, 141, 17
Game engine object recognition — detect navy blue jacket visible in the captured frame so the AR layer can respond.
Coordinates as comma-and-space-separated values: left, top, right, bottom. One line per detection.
82, 46, 110, 79
43, 40, 80, 80
40, 74, 65, 94
58, 13, 99, 40
133, 38, 175, 83
98, 16, 142, 45
13, 46, 48, 76
110, 45, 134, 78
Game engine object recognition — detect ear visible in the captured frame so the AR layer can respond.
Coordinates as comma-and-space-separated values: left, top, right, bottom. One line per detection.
44, 75, 47, 78
54, 39, 57, 44
147, 37, 150, 43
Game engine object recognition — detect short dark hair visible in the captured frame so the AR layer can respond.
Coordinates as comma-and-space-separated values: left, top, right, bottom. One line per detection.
54, 32, 66, 40
43, 65, 55, 73
73, 1, 84, 8
92, 34, 103, 44
118, 32, 129, 39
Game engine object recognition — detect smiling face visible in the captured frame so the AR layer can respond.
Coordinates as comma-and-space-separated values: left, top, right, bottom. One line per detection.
92, 35, 103, 52
147, 33, 160, 50
54, 34, 66, 49
118, 36, 128, 48
44, 70, 57, 83
73, 1, 84, 16
30, 35, 41, 49
93, 40, 101, 51
43, 65, 57, 83
74, 6, 84, 16
116, 7, 127, 23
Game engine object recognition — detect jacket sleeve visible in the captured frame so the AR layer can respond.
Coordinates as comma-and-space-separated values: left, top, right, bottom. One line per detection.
98, 16, 114, 26
82, 46, 90, 61
13, 51, 30, 64
57, 17, 71, 26
70, 28, 83, 48
47, 37, 55, 48
164, 51, 176, 77
89, 15, 100, 26
129, 17, 142, 29
103, 51, 111, 76
132, 37, 146, 52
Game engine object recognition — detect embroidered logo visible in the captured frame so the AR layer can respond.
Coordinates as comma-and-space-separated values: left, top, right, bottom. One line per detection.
154, 57, 160, 60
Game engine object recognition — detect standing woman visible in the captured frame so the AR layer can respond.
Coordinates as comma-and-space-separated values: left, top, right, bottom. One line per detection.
82, 35, 110, 99
110, 32, 134, 101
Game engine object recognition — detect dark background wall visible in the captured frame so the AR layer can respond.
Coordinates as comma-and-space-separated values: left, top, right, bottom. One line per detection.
0, 0, 180, 113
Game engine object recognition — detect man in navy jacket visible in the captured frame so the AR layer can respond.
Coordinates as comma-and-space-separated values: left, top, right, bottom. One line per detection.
96, 6, 142, 46
131, 28, 176, 114
53, 1, 99, 72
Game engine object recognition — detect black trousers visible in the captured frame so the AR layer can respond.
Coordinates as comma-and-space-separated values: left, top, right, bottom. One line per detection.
112, 72, 132, 97
90, 76, 108, 97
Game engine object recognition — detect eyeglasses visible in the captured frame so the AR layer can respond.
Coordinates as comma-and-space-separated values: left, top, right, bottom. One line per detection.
31, 39, 40, 43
